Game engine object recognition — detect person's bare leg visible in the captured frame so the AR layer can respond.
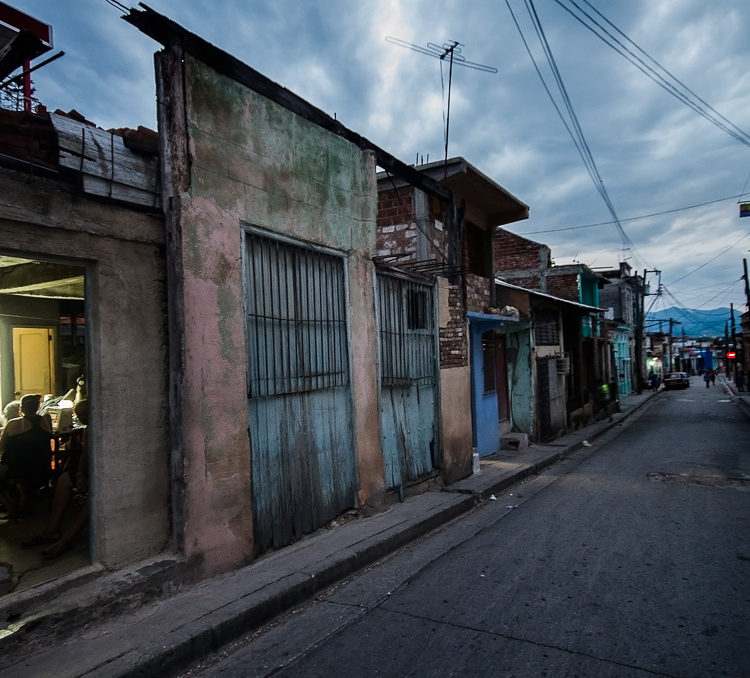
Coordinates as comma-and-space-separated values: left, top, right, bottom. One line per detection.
44, 472, 73, 538
42, 504, 88, 559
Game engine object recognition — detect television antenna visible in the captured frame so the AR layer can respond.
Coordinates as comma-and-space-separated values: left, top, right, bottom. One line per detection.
385, 36, 497, 171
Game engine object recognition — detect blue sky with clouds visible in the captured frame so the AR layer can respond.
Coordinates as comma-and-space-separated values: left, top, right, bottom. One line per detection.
8, 0, 750, 316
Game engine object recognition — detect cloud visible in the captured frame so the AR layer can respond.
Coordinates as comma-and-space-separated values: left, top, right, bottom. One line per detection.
10, 0, 749, 312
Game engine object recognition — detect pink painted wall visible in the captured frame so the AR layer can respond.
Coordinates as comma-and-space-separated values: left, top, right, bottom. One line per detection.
172, 55, 383, 575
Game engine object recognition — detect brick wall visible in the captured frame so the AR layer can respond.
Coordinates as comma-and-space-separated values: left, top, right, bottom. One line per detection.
465, 271, 491, 313
376, 187, 448, 263
503, 274, 540, 290
376, 186, 415, 260
494, 228, 549, 272
377, 186, 412, 228
440, 282, 468, 368
546, 272, 580, 302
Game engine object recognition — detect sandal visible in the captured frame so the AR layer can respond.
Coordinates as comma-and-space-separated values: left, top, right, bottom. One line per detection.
41, 541, 68, 559
22, 533, 59, 547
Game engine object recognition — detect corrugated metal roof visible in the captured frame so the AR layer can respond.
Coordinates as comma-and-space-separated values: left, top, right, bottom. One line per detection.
495, 278, 605, 313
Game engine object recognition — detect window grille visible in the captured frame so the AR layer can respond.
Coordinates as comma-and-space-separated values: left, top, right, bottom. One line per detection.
244, 232, 349, 398
534, 310, 559, 345
378, 273, 435, 388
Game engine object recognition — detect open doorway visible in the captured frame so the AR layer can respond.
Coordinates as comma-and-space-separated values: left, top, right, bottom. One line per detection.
0, 254, 88, 595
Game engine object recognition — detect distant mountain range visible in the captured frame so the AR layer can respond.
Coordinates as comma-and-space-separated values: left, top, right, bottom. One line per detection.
645, 307, 742, 339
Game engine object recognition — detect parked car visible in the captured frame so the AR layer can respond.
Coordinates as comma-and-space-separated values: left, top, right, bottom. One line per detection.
663, 372, 690, 389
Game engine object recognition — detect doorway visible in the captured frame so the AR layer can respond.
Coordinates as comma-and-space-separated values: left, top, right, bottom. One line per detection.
0, 254, 88, 595
12, 327, 56, 396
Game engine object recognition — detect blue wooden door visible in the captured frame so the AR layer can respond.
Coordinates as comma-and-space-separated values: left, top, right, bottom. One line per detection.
377, 271, 439, 493
244, 231, 356, 553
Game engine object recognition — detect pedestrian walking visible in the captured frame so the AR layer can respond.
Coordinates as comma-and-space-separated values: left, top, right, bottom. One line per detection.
703, 370, 711, 388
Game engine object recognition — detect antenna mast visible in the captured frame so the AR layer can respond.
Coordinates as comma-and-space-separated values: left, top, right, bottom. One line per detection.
385, 36, 497, 172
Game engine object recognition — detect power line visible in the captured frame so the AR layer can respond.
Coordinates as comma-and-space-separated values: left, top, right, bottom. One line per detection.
506, 0, 634, 253
666, 232, 750, 285
517, 193, 747, 235
554, 0, 750, 147
692, 278, 743, 310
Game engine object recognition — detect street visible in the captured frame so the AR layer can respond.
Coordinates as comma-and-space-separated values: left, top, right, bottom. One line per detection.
183, 378, 750, 677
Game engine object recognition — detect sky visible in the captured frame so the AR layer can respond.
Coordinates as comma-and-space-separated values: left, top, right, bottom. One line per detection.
7, 0, 750, 321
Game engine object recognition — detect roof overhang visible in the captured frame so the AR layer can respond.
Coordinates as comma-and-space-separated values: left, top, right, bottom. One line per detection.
0, 2, 52, 80
495, 278, 605, 314
466, 309, 519, 329
378, 157, 529, 226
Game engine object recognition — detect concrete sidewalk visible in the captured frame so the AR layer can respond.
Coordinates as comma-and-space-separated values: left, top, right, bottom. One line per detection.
720, 373, 750, 418
0, 389, 657, 678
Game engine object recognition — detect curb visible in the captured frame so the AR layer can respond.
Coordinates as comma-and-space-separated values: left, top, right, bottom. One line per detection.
722, 378, 750, 419
0, 390, 659, 678
101, 494, 480, 678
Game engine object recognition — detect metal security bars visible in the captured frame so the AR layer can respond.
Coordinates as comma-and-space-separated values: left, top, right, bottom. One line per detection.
245, 232, 349, 398
377, 273, 436, 388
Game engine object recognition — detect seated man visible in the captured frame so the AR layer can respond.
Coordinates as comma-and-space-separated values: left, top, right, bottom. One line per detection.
1, 400, 20, 430
0, 394, 53, 518
24, 400, 89, 559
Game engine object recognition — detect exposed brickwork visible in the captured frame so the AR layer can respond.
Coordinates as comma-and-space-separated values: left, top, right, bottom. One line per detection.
503, 275, 540, 290
376, 187, 414, 260
377, 186, 412, 228
440, 282, 468, 368
465, 272, 491, 314
376, 186, 448, 262
494, 228, 550, 273
546, 272, 580, 301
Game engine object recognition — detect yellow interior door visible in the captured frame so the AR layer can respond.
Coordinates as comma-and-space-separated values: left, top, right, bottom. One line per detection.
12, 327, 56, 396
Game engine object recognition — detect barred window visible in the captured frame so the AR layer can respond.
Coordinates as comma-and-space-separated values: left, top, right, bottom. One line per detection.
378, 273, 435, 387
534, 310, 559, 346
244, 232, 349, 398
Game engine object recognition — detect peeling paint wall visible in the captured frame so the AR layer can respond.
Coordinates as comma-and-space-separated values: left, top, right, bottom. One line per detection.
439, 366, 472, 483
166, 53, 381, 573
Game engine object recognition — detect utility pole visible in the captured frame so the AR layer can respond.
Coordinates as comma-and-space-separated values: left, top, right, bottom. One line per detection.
635, 269, 660, 394
730, 303, 736, 380
724, 321, 730, 376
668, 318, 680, 372
635, 270, 645, 394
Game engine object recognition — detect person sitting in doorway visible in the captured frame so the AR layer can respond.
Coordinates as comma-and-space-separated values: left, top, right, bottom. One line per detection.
0, 394, 53, 519
24, 400, 89, 559
0, 400, 20, 434
1, 400, 20, 425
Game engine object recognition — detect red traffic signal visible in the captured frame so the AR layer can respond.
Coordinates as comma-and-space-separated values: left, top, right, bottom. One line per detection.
726, 351, 736, 359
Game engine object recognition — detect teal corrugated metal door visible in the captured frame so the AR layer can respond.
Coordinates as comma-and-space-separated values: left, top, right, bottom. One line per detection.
244, 233, 356, 553
377, 272, 439, 493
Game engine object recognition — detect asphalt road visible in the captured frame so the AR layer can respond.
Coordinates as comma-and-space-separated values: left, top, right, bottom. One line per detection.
183, 377, 750, 677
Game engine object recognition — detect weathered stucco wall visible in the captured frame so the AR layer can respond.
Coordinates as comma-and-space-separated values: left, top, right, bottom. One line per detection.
507, 328, 533, 435
0, 170, 170, 568
439, 366, 472, 483
175, 54, 382, 572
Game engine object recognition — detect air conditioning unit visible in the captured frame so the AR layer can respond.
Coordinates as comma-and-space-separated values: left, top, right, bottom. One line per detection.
556, 353, 570, 375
